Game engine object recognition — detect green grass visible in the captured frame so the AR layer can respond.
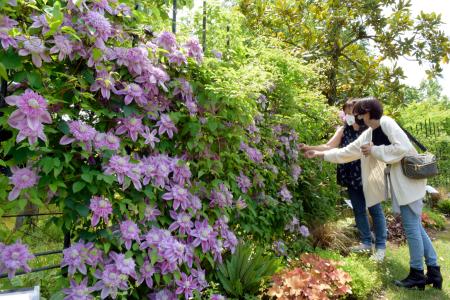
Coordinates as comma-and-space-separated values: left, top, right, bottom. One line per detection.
379, 239, 450, 300
0, 216, 66, 298
315, 217, 450, 299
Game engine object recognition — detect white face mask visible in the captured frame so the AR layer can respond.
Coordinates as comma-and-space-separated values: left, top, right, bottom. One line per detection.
345, 114, 355, 126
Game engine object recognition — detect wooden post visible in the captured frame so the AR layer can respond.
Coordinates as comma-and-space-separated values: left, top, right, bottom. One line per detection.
202, 0, 207, 52
172, 0, 177, 34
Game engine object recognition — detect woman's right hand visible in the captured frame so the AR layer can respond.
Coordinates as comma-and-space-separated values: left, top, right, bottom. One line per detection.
298, 143, 312, 152
304, 150, 320, 159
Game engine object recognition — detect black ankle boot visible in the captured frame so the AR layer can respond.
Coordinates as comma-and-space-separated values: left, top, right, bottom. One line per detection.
426, 265, 443, 289
394, 267, 426, 290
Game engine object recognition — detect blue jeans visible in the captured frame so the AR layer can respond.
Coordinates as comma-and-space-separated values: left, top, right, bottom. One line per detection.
348, 186, 387, 249
400, 204, 438, 270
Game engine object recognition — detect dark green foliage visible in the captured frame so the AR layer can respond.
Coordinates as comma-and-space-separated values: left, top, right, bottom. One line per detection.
215, 243, 282, 298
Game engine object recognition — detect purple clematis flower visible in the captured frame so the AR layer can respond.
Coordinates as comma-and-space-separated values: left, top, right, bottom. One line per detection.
280, 185, 293, 203
143, 204, 161, 222
60, 120, 97, 151
167, 50, 187, 66
50, 35, 73, 61
190, 219, 218, 253
137, 259, 155, 288
63, 278, 94, 300
115, 115, 145, 142
184, 37, 203, 63
155, 31, 177, 52
0, 241, 34, 279
8, 166, 39, 201
236, 172, 251, 193
141, 127, 160, 148
103, 155, 132, 186
89, 196, 112, 227
93, 264, 128, 299
18, 36, 51, 67
90, 70, 116, 100
156, 114, 178, 139
119, 220, 140, 250
116, 83, 147, 106
162, 184, 191, 211
5, 89, 52, 131
168, 210, 193, 235
175, 272, 197, 299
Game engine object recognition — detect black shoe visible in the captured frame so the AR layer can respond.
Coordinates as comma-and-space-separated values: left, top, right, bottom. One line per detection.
426, 265, 443, 289
394, 267, 426, 290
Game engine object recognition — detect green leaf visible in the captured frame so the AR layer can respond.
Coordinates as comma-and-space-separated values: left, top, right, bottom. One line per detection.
72, 181, 86, 193
61, 26, 81, 41
49, 182, 58, 193
104, 243, 111, 253
87, 184, 98, 194
75, 204, 89, 217
27, 71, 43, 89
40, 157, 55, 174
0, 49, 22, 69
92, 48, 103, 61
81, 173, 93, 183
13, 71, 27, 82
0, 62, 8, 80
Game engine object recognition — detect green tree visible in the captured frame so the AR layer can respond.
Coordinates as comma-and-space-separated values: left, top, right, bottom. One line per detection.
238, 0, 450, 105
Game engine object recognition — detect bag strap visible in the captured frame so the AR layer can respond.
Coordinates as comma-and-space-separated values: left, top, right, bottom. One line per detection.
397, 123, 428, 152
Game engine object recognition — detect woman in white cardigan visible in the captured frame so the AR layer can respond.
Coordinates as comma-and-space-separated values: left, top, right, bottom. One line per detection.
304, 97, 442, 290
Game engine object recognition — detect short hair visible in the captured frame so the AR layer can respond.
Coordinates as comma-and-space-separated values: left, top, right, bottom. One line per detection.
352, 97, 383, 120
342, 99, 357, 111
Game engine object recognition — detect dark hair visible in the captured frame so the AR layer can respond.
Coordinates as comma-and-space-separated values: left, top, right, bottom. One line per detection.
342, 99, 357, 111
352, 97, 383, 120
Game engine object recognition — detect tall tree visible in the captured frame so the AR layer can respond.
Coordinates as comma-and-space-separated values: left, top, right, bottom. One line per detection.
239, 0, 450, 105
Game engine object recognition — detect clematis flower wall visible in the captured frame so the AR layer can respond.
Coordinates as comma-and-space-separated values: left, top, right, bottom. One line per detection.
0, 0, 321, 298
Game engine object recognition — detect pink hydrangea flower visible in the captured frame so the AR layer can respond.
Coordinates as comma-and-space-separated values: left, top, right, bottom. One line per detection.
0, 241, 34, 279
8, 166, 39, 201
89, 196, 113, 226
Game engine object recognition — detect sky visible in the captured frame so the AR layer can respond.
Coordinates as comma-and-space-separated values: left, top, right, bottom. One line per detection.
186, 0, 450, 97
396, 0, 450, 97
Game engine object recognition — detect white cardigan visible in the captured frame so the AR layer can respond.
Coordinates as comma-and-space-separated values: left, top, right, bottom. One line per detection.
324, 116, 426, 208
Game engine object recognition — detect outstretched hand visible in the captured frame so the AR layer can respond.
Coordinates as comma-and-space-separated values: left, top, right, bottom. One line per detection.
304, 150, 319, 159
298, 143, 312, 152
